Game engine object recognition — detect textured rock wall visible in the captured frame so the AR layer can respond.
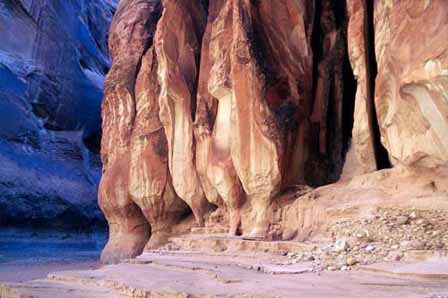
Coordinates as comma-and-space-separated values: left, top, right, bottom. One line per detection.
344, 0, 377, 175
0, 0, 116, 229
100, 0, 448, 263
374, 0, 448, 167
100, 0, 354, 263
346, 0, 448, 172
99, 0, 163, 263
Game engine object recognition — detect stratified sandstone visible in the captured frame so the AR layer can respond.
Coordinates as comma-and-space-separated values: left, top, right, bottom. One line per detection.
154, 0, 211, 226
99, 0, 162, 263
345, 0, 377, 175
374, 0, 448, 167
99, 0, 448, 263
100, 0, 213, 263
346, 0, 448, 172
195, 0, 243, 236
230, 0, 315, 237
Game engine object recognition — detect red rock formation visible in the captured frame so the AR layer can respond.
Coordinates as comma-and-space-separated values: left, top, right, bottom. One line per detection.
346, 0, 448, 172
195, 0, 244, 236
193, 0, 317, 237
99, 0, 162, 263
99, 0, 448, 263
345, 0, 377, 176
99, 0, 352, 262
374, 0, 448, 167
100, 0, 212, 263
154, 0, 211, 227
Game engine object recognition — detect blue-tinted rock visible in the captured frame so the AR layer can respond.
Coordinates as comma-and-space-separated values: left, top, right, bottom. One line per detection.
0, 0, 117, 230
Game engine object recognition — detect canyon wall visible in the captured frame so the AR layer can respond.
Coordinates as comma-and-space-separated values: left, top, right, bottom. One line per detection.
346, 0, 448, 172
0, 0, 116, 229
100, 0, 448, 263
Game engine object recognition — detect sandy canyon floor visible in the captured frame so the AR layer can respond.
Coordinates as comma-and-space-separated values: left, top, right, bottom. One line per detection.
2, 168, 448, 297
1, 230, 448, 298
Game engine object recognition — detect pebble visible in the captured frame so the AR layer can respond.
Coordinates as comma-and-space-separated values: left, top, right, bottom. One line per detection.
400, 240, 410, 248
387, 251, 403, 261
365, 245, 375, 252
396, 216, 409, 225
409, 240, 426, 250
312, 208, 447, 271
306, 255, 315, 261
346, 256, 357, 266
333, 239, 348, 252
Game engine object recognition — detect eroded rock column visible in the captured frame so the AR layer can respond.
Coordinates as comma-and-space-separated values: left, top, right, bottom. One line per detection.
230, 0, 316, 237
129, 46, 189, 249
345, 0, 377, 175
195, 0, 316, 237
99, 0, 162, 263
155, 0, 211, 226
196, 0, 246, 236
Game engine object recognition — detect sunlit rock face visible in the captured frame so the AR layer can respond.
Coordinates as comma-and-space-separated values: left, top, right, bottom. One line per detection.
100, 0, 357, 262
100, 0, 214, 263
345, 0, 377, 175
345, 0, 448, 172
374, 0, 448, 167
99, 0, 163, 264
100, 0, 448, 263
0, 0, 116, 229
196, 0, 316, 238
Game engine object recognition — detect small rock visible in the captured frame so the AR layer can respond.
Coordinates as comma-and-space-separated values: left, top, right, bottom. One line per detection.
391, 244, 400, 250
351, 246, 360, 252
387, 251, 403, 261
396, 216, 409, 225
306, 255, 315, 261
400, 240, 410, 249
416, 219, 429, 226
333, 239, 348, 253
409, 240, 426, 250
355, 230, 369, 239
346, 256, 357, 266
365, 245, 375, 252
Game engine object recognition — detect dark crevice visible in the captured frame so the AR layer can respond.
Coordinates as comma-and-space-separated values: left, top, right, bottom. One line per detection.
83, 131, 102, 154
342, 61, 356, 154
191, 1, 210, 122
311, 0, 322, 102
306, 0, 356, 186
364, 0, 391, 170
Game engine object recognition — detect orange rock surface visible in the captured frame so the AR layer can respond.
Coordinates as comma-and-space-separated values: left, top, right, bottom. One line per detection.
99, 0, 448, 263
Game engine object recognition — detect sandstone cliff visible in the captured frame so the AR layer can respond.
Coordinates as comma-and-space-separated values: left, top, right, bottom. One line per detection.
0, 0, 116, 229
100, 0, 448, 263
